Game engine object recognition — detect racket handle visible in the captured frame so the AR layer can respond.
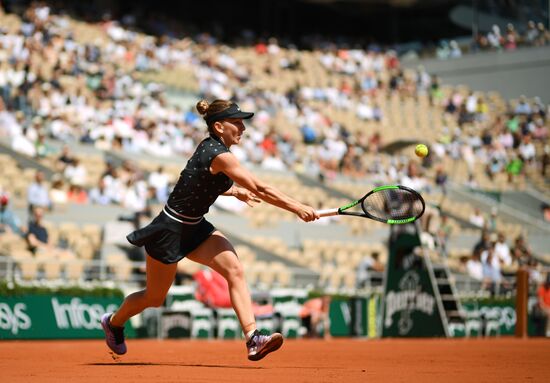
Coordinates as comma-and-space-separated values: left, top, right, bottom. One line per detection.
316, 208, 339, 217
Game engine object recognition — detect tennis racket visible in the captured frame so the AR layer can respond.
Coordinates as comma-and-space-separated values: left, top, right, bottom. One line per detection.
316, 185, 425, 224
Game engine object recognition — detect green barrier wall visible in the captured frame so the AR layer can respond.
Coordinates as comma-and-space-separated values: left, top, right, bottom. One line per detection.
328, 294, 381, 337
0, 294, 133, 339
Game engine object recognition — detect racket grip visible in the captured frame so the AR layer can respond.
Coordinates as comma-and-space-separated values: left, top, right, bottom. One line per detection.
316, 208, 339, 217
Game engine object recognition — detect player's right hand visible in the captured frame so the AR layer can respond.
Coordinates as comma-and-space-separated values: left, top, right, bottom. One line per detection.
296, 204, 320, 222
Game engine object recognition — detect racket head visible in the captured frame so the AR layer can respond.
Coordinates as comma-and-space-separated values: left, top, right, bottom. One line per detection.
359, 185, 425, 224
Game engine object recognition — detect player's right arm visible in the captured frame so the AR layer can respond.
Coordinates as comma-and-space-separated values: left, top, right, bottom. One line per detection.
211, 152, 319, 222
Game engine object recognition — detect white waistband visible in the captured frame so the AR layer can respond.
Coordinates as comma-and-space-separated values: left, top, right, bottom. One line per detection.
162, 207, 204, 225
165, 204, 203, 220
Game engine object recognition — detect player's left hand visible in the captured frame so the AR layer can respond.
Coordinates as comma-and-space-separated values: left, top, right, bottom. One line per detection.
234, 188, 262, 207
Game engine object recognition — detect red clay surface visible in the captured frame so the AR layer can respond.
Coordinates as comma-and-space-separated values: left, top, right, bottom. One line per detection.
1, 338, 549, 382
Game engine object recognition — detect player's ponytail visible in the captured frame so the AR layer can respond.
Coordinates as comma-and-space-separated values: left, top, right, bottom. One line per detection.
196, 99, 210, 115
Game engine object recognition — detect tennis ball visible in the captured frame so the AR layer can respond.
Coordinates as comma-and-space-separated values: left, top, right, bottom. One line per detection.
415, 144, 428, 158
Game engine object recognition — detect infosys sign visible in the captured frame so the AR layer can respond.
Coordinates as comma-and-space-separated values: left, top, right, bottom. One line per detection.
0, 295, 132, 339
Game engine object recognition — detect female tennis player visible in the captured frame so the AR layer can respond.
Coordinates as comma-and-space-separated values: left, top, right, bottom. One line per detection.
101, 99, 320, 361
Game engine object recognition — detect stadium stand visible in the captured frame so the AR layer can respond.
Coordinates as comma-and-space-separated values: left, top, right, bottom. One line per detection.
0, 2, 548, 305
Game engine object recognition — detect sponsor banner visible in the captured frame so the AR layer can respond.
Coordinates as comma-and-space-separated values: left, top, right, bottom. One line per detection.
367, 295, 381, 338
329, 298, 352, 336
327, 294, 381, 338
0, 295, 132, 339
381, 224, 446, 337
450, 300, 516, 337
349, 295, 381, 338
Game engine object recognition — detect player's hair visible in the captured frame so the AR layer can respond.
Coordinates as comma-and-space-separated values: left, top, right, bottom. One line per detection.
196, 99, 232, 134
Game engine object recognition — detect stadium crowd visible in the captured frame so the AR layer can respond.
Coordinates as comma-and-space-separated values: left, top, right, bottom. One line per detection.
436, 19, 550, 60
473, 21, 550, 53
0, 2, 548, 293
0, 3, 548, 188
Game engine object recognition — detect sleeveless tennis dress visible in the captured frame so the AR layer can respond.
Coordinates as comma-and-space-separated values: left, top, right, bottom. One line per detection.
126, 135, 233, 264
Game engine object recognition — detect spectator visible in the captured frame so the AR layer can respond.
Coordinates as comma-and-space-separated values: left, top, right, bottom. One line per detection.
119, 178, 148, 229
56, 145, 76, 172
436, 41, 450, 60
25, 207, 49, 254
469, 208, 485, 228
67, 183, 88, 204
535, 22, 550, 46
356, 252, 384, 288
64, 158, 87, 187
27, 170, 51, 212
487, 207, 498, 233
465, 174, 479, 189
435, 214, 452, 256
473, 229, 491, 254
527, 258, 543, 285
481, 244, 503, 293
0, 194, 24, 236
487, 25, 503, 49
24, 206, 71, 257
102, 167, 125, 204
511, 235, 532, 265
466, 249, 484, 282
449, 40, 462, 58
505, 151, 523, 183
89, 179, 112, 205
299, 295, 331, 339
420, 204, 440, 249
514, 95, 532, 115
518, 135, 536, 164
542, 203, 550, 223
493, 232, 512, 267
504, 24, 518, 51
434, 165, 448, 194
400, 160, 428, 192
148, 166, 170, 203
35, 133, 55, 158
49, 174, 68, 206
525, 21, 539, 44
11, 127, 36, 157
534, 274, 550, 337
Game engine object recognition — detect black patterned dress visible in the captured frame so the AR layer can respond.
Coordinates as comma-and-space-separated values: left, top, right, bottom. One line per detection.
127, 135, 233, 264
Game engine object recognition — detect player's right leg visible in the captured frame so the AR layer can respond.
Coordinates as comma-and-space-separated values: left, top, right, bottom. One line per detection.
186, 231, 283, 361
102, 255, 177, 355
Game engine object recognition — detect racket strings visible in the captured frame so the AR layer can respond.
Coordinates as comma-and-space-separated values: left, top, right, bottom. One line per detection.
361, 189, 423, 220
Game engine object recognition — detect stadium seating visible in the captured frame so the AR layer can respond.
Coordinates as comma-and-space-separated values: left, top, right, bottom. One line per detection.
0, 4, 547, 300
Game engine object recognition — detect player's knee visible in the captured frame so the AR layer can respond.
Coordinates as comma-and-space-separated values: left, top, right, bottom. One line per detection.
225, 262, 244, 283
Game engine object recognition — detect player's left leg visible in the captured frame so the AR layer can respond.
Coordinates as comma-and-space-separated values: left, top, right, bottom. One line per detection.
187, 231, 283, 361
102, 255, 178, 355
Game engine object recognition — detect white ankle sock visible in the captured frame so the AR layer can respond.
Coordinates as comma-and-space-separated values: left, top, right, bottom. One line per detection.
245, 329, 257, 341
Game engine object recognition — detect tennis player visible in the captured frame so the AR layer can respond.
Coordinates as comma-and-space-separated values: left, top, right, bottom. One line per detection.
101, 99, 320, 361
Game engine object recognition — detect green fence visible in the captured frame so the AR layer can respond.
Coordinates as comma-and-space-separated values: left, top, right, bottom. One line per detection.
329, 294, 381, 338
0, 293, 132, 339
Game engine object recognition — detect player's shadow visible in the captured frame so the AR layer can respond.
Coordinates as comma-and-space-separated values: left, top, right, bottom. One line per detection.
86, 362, 263, 370
86, 362, 354, 371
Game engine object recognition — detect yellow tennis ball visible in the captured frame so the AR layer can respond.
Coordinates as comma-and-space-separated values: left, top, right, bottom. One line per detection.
415, 144, 428, 158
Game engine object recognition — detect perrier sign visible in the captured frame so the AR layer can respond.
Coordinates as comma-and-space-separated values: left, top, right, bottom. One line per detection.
381, 223, 446, 337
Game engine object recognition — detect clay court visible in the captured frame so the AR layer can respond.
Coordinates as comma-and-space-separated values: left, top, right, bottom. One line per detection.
2, 338, 549, 382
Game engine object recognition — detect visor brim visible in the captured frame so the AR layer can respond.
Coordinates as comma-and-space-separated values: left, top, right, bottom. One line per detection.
229, 111, 254, 120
